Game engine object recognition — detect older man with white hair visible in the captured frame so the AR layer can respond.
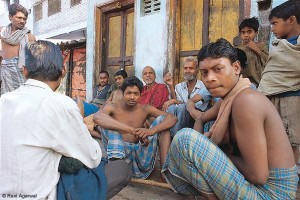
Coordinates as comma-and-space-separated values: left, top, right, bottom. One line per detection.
163, 56, 210, 137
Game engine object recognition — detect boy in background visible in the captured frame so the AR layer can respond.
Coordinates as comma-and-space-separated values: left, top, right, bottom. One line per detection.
237, 17, 269, 87
105, 69, 128, 104
258, 0, 300, 172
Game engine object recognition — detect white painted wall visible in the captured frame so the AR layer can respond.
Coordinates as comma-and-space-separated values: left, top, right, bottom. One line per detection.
86, 0, 169, 101
33, 0, 87, 40
134, 0, 168, 83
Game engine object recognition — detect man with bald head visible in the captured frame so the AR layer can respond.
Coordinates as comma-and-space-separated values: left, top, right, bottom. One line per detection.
139, 66, 169, 110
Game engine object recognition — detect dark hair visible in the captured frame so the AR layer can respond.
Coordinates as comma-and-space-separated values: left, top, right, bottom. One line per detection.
197, 38, 238, 65
99, 70, 109, 77
114, 70, 128, 79
121, 76, 143, 93
235, 48, 247, 70
239, 17, 259, 32
269, 0, 300, 24
9, 3, 28, 18
25, 40, 63, 81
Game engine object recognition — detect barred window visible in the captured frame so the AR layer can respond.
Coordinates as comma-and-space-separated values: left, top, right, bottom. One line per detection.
143, 0, 161, 15
34, 3, 42, 21
71, 0, 81, 7
48, 0, 61, 16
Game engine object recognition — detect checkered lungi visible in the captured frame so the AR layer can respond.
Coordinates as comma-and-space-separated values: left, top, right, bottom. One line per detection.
100, 115, 165, 179
162, 128, 298, 199
1, 57, 25, 95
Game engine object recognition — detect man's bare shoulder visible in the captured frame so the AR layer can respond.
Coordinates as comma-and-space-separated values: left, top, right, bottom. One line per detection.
28, 33, 36, 42
232, 89, 271, 118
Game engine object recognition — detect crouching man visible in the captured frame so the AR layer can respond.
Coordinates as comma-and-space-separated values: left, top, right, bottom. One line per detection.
94, 76, 177, 179
162, 38, 298, 199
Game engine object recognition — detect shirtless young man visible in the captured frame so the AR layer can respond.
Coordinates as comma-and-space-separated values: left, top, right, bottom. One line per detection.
93, 76, 177, 179
0, 3, 35, 94
162, 38, 298, 199
105, 69, 127, 105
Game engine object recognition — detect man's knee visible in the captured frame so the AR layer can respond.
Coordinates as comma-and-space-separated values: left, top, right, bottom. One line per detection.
173, 128, 200, 147
105, 160, 131, 199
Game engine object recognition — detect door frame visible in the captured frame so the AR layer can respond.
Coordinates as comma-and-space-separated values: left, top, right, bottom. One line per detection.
94, 0, 134, 79
167, 0, 246, 84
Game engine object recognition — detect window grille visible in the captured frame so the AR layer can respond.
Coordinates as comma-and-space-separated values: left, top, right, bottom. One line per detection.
143, 0, 160, 15
71, 0, 81, 7
34, 3, 42, 21
48, 0, 61, 16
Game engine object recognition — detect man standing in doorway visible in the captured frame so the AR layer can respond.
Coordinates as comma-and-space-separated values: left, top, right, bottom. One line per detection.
0, 3, 35, 95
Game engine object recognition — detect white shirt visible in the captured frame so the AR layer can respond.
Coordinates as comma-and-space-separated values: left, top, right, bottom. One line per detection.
0, 79, 101, 200
175, 80, 209, 111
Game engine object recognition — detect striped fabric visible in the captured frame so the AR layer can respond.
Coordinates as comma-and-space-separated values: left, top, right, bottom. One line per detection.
101, 115, 165, 179
1, 57, 25, 95
162, 128, 298, 199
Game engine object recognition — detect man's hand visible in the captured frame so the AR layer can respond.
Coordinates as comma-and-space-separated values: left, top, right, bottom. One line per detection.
246, 41, 262, 55
204, 131, 212, 138
190, 109, 204, 120
139, 137, 149, 147
134, 128, 154, 139
162, 100, 173, 111
163, 72, 173, 86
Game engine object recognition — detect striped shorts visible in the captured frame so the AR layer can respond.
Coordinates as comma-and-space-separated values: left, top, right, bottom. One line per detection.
1, 57, 25, 95
101, 115, 165, 179
162, 128, 298, 199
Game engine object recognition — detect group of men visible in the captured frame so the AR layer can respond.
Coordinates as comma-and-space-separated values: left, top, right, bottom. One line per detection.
1, 1, 300, 200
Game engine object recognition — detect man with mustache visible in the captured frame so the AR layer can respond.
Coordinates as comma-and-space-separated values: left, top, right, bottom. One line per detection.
92, 70, 113, 108
163, 56, 210, 137
162, 38, 298, 200
0, 3, 35, 95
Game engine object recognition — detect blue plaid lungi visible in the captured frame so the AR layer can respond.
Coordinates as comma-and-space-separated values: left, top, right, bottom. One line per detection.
101, 115, 165, 179
162, 128, 299, 199
0, 57, 25, 95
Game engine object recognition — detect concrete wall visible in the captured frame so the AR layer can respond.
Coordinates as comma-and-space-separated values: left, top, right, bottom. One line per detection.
0, 0, 34, 31
32, 0, 87, 39
250, 0, 288, 47
86, 0, 169, 101
134, 0, 168, 83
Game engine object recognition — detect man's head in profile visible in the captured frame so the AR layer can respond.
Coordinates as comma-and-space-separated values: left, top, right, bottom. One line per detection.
24, 40, 65, 91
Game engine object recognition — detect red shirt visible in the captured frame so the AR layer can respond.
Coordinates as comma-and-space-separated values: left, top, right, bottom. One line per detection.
139, 82, 169, 110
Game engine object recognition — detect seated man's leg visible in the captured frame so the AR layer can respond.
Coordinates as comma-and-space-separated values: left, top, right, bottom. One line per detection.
100, 128, 126, 160
158, 129, 170, 169
163, 128, 267, 199
167, 104, 189, 137
105, 160, 131, 199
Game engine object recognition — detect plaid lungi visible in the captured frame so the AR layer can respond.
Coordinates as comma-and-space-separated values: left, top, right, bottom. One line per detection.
101, 115, 165, 179
162, 128, 298, 199
0, 57, 25, 95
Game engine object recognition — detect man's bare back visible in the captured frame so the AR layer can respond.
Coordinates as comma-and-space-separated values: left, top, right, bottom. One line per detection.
228, 88, 295, 183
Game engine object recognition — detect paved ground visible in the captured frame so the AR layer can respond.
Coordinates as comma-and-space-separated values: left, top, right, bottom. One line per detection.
111, 182, 300, 200
112, 182, 203, 200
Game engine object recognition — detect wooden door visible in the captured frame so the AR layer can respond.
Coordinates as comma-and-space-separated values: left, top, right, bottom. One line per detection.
103, 7, 134, 83
176, 0, 241, 83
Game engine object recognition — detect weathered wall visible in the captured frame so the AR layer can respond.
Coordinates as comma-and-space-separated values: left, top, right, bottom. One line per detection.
32, 0, 87, 39
86, 0, 168, 101
134, 0, 168, 83
71, 47, 87, 99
